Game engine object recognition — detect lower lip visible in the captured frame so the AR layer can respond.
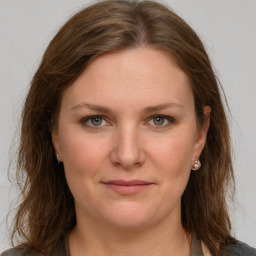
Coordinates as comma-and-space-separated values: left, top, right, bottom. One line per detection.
103, 184, 153, 195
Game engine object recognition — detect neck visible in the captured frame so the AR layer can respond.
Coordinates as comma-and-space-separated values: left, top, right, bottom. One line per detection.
69, 214, 191, 256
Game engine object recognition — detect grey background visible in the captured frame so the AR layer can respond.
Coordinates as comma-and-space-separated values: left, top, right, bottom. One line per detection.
0, 0, 255, 251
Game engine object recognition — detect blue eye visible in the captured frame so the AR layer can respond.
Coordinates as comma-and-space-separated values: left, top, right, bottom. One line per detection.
148, 115, 174, 128
90, 117, 103, 126
82, 114, 174, 129
152, 116, 165, 125
82, 116, 108, 128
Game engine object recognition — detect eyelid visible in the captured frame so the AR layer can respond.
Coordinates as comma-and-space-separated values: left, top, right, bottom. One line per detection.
146, 114, 175, 128
81, 114, 175, 129
81, 115, 111, 129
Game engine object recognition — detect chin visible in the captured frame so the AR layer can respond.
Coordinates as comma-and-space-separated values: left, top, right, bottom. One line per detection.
100, 201, 156, 229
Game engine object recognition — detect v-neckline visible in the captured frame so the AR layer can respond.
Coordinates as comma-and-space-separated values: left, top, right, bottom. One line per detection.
63, 233, 204, 256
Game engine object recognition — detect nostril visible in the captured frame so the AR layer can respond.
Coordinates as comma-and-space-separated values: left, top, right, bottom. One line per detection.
109, 146, 146, 170
109, 128, 146, 169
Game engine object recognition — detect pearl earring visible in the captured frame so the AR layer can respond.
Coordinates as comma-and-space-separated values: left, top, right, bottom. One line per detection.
192, 159, 201, 171
56, 154, 60, 163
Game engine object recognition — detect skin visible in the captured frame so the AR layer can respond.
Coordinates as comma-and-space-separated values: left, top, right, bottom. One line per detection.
52, 47, 210, 256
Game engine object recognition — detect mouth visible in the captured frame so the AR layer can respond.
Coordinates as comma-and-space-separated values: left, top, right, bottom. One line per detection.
101, 180, 155, 195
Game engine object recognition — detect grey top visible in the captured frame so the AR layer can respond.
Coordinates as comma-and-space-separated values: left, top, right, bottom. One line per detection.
1, 234, 256, 256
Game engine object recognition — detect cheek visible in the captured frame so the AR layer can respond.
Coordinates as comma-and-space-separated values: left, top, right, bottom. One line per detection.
148, 133, 195, 204
59, 131, 108, 180
147, 130, 196, 178
59, 133, 109, 208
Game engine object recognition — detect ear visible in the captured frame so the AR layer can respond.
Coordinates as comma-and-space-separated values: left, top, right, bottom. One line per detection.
51, 129, 63, 162
193, 106, 211, 160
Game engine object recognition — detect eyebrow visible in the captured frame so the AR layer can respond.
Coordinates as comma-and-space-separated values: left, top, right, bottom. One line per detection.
142, 103, 184, 113
70, 102, 184, 113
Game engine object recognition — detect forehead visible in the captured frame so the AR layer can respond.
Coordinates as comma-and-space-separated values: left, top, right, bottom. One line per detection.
61, 47, 194, 112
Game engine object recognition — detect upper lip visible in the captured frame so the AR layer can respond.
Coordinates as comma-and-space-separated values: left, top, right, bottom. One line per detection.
102, 180, 154, 186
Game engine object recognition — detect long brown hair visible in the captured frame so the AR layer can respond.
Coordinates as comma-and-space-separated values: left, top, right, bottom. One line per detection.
11, 0, 236, 255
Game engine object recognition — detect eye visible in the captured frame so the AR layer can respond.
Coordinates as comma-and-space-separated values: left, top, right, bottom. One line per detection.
90, 117, 103, 126
152, 116, 165, 125
82, 116, 109, 128
148, 115, 174, 128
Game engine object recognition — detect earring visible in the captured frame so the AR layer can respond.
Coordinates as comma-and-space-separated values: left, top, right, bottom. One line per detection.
192, 159, 201, 171
56, 154, 60, 163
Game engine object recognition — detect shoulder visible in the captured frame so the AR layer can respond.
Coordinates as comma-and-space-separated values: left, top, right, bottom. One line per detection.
0, 248, 36, 256
1, 236, 67, 256
0, 248, 24, 256
222, 241, 256, 256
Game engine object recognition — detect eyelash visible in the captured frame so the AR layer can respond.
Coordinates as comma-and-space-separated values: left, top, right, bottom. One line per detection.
81, 115, 175, 130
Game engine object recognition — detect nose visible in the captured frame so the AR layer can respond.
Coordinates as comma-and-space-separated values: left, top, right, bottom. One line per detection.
110, 125, 146, 170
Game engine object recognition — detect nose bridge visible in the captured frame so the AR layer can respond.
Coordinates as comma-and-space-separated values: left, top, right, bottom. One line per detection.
110, 122, 145, 169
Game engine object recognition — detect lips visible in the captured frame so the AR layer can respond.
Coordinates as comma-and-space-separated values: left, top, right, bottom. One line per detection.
102, 180, 154, 195
103, 180, 153, 186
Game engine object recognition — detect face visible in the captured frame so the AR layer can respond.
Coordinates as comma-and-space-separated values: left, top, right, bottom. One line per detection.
52, 47, 209, 231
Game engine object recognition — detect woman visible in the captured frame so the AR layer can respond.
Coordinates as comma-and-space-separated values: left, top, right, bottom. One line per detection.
1, 0, 256, 255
